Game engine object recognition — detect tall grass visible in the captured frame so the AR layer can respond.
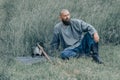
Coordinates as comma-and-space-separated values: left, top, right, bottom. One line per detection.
0, 0, 120, 79
0, 0, 120, 56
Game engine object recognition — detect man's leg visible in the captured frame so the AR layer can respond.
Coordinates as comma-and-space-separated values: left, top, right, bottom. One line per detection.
84, 33, 103, 64
91, 42, 103, 64
73, 33, 93, 56
60, 49, 77, 60
74, 33, 103, 64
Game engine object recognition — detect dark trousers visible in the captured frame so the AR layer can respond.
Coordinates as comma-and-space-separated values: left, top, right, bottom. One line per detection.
61, 33, 100, 60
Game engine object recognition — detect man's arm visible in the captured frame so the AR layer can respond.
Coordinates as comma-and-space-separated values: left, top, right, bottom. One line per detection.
80, 20, 99, 42
50, 26, 60, 50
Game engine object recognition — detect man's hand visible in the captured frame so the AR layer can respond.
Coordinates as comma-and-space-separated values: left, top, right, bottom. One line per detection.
93, 32, 99, 43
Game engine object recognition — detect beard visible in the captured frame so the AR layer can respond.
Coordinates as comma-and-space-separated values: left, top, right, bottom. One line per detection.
62, 19, 71, 26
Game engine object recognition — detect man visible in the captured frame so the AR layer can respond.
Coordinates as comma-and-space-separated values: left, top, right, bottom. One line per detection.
51, 9, 103, 64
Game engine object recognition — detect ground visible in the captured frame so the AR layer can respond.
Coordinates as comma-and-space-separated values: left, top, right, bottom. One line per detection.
0, 45, 120, 80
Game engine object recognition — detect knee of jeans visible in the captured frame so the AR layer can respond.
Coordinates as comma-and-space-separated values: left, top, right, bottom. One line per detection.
60, 51, 68, 59
61, 50, 77, 60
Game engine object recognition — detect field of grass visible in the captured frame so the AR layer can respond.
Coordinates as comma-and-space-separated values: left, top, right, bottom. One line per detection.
0, 45, 120, 80
0, 0, 120, 80
0, 0, 120, 56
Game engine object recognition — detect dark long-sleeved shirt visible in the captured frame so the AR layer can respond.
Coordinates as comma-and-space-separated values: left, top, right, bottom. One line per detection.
51, 19, 97, 50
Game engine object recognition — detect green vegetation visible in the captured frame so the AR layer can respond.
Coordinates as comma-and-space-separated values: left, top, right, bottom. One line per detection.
0, 45, 120, 80
0, 0, 120, 80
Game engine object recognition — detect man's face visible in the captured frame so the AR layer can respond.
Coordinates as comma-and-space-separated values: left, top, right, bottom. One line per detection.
60, 11, 70, 21
60, 10, 71, 25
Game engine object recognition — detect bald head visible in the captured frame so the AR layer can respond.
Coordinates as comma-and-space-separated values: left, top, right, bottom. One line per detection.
60, 9, 70, 16
59, 9, 71, 25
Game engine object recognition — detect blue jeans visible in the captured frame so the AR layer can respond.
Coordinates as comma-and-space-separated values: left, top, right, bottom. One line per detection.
61, 33, 99, 60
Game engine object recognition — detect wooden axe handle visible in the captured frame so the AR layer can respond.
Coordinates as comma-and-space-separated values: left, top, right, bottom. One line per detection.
37, 43, 53, 64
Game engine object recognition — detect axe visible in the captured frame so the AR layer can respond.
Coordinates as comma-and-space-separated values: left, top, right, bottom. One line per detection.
37, 43, 53, 64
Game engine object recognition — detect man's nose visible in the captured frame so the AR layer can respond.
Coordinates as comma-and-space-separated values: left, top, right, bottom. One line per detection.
66, 16, 69, 20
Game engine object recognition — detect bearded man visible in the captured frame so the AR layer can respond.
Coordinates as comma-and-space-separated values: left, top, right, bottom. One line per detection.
51, 9, 103, 64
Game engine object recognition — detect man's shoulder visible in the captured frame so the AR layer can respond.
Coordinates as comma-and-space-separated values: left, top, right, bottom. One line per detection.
54, 22, 62, 32
71, 18, 82, 23
54, 22, 62, 28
